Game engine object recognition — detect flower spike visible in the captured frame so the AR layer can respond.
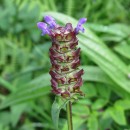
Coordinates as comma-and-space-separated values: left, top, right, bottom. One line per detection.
37, 16, 87, 99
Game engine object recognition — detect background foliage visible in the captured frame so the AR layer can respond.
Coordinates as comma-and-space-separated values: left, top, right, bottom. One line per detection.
0, 0, 130, 130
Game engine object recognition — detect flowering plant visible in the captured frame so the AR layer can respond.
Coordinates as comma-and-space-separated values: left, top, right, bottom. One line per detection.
37, 15, 86, 130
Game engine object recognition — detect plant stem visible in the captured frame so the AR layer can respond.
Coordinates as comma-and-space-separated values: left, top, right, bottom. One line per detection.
66, 101, 73, 130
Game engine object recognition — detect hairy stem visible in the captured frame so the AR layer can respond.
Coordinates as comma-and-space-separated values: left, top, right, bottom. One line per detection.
66, 101, 73, 130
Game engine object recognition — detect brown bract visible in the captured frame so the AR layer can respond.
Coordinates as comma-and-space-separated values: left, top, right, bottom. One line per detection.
49, 23, 84, 98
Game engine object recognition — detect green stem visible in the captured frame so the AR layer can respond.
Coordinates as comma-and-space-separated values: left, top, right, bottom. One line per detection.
66, 101, 73, 130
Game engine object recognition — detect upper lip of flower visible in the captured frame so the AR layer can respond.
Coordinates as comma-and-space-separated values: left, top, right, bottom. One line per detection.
74, 18, 87, 34
37, 22, 50, 35
44, 15, 57, 29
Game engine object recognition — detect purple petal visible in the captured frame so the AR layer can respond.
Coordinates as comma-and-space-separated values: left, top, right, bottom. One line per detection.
77, 26, 85, 33
37, 22, 47, 30
44, 15, 57, 29
78, 18, 87, 24
75, 18, 87, 34
37, 22, 50, 35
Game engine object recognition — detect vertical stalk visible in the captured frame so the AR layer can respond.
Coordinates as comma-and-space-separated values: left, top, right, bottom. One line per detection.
66, 101, 73, 130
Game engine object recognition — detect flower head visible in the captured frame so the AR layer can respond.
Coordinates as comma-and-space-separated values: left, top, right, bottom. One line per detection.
37, 15, 87, 98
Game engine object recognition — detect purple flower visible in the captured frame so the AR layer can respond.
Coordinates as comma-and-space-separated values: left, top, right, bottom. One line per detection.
37, 22, 50, 35
75, 18, 87, 34
44, 16, 57, 29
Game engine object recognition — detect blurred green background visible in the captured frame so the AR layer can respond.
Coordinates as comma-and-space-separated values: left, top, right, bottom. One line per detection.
0, 0, 130, 130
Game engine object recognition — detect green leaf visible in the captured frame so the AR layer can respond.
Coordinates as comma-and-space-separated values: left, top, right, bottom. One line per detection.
73, 116, 86, 130
82, 66, 113, 85
99, 110, 113, 130
114, 43, 130, 59
87, 23, 130, 37
102, 99, 130, 128
0, 77, 13, 91
96, 84, 111, 99
51, 97, 68, 129
92, 98, 107, 110
62, 116, 86, 130
115, 99, 130, 110
81, 83, 97, 97
109, 106, 126, 125
87, 112, 99, 130
0, 74, 50, 109
72, 103, 90, 116
11, 104, 27, 127
101, 34, 123, 42
0, 112, 11, 125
